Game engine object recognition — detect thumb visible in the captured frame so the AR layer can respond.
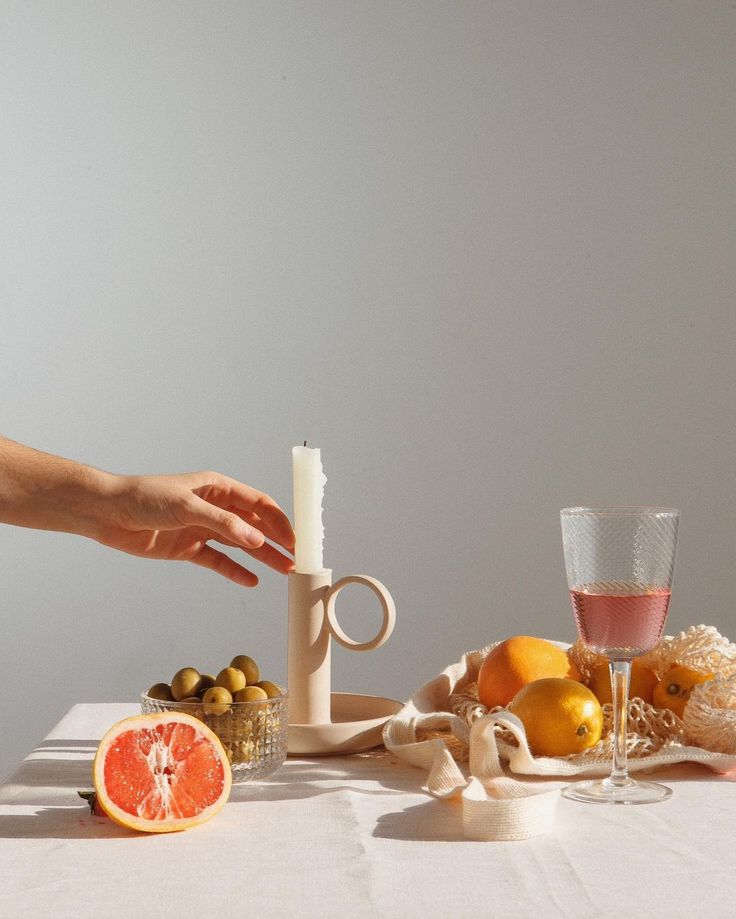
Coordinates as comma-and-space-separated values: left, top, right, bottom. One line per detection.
180, 495, 265, 548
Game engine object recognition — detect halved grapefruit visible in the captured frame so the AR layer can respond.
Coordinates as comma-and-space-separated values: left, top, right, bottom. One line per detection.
93, 712, 231, 833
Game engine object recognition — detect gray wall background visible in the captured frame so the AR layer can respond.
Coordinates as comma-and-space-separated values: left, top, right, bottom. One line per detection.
1, 1, 735, 780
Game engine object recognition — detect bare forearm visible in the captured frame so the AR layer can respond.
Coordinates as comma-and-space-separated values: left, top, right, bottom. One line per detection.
0, 436, 115, 539
0, 436, 295, 586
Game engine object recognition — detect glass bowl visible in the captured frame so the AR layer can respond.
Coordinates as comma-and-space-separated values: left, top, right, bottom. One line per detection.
140, 692, 288, 783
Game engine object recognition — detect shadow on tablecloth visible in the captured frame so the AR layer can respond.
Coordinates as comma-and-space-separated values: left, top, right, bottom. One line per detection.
372, 797, 467, 842
229, 754, 427, 802
0, 808, 134, 839
370, 763, 736, 842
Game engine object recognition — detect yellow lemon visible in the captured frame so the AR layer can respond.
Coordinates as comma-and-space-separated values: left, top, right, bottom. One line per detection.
477, 636, 582, 709
652, 665, 713, 719
588, 660, 659, 706
508, 678, 603, 757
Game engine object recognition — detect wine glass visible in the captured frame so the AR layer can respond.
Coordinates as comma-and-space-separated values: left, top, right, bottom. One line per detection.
560, 507, 679, 805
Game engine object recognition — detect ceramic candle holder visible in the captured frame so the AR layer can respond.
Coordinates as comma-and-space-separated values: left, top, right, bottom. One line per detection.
287, 569, 401, 755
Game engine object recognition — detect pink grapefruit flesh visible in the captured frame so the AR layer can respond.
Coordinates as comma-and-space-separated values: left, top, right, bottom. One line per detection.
93, 712, 231, 833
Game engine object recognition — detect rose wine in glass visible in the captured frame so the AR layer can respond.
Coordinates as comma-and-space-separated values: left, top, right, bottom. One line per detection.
560, 508, 679, 805
570, 585, 671, 659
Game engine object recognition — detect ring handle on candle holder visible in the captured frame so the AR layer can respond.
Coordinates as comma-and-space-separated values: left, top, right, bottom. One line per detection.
323, 574, 396, 651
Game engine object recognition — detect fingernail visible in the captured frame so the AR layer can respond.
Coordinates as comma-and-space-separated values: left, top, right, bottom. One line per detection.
242, 527, 264, 548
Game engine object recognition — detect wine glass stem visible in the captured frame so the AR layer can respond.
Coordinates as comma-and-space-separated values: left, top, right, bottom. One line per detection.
609, 659, 631, 786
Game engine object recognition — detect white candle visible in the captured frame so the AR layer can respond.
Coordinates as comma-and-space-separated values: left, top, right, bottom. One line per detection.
292, 445, 327, 573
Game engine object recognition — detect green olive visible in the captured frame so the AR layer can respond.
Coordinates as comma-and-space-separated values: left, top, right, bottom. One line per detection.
198, 673, 216, 691
255, 680, 283, 699
171, 667, 202, 701
147, 682, 174, 702
231, 738, 255, 764
230, 655, 260, 685
202, 686, 233, 715
215, 667, 247, 694
180, 696, 201, 703
233, 686, 268, 703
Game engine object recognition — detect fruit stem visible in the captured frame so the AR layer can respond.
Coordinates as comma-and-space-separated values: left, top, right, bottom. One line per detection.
608, 660, 632, 787
77, 789, 106, 817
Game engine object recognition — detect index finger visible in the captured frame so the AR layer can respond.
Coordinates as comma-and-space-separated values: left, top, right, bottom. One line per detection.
218, 478, 295, 551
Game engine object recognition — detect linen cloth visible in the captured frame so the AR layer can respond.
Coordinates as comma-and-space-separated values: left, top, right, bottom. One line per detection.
1, 704, 735, 919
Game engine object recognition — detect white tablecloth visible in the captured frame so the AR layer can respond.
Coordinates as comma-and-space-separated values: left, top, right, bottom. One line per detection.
0, 704, 734, 918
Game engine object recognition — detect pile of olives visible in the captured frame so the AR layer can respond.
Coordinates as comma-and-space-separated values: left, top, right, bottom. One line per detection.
147, 654, 283, 716
145, 656, 286, 771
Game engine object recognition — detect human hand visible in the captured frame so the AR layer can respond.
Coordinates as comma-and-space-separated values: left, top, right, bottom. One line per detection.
93, 470, 295, 587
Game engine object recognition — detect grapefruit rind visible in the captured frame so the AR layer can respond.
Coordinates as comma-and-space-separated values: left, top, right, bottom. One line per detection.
93, 712, 232, 834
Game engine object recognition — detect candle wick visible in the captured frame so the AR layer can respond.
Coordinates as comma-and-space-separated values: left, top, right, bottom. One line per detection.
303, 440, 307, 447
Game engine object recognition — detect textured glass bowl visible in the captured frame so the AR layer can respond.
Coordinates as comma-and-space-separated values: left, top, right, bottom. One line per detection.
140, 692, 288, 783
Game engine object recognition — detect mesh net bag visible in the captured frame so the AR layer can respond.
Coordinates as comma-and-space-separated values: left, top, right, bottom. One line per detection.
383, 625, 736, 839
386, 624, 736, 777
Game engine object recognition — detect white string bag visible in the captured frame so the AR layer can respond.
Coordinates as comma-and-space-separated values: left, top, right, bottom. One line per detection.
383, 625, 736, 841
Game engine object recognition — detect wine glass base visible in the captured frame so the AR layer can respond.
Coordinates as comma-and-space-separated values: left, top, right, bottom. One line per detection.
562, 778, 672, 806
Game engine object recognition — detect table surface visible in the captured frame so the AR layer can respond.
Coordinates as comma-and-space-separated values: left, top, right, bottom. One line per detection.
1, 704, 734, 919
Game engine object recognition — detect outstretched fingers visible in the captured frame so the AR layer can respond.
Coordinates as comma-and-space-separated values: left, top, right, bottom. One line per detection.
205, 530, 295, 575
242, 540, 295, 575
179, 495, 265, 549
218, 480, 295, 551
189, 545, 259, 587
